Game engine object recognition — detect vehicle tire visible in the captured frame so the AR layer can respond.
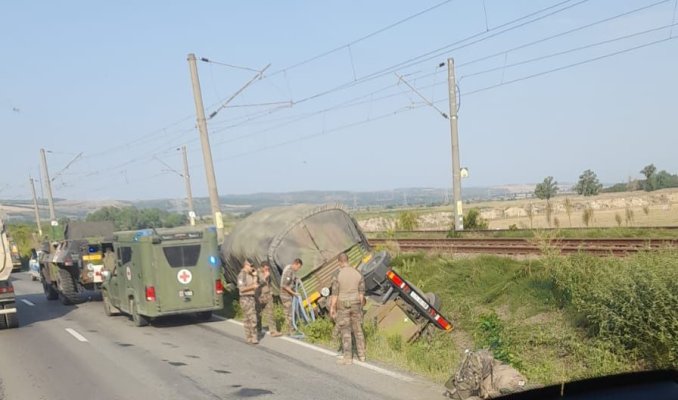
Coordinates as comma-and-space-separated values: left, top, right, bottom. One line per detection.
196, 311, 213, 321
41, 269, 59, 301
359, 251, 391, 293
4, 303, 19, 329
130, 299, 149, 327
57, 268, 78, 305
425, 292, 442, 311
102, 292, 119, 317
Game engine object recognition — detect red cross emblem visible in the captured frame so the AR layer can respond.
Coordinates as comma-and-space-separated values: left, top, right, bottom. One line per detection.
177, 269, 192, 284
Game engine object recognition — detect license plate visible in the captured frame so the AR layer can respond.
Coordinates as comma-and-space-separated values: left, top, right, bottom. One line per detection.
409, 291, 429, 311
179, 289, 193, 297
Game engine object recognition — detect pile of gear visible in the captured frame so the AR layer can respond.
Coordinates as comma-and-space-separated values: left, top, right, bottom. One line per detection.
444, 349, 527, 400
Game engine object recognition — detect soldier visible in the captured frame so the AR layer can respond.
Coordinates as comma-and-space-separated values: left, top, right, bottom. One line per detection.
237, 259, 259, 344
279, 258, 303, 335
256, 261, 282, 337
102, 247, 116, 274
330, 253, 366, 365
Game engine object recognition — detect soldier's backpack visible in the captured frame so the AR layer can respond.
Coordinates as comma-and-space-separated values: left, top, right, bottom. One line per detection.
444, 350, 495, 400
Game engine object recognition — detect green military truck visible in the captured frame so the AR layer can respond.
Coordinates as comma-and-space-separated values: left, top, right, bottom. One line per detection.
222, 205, 452, 341
1, 218, 19, 329
102, 226, 224, 327
40, 221, 116, 305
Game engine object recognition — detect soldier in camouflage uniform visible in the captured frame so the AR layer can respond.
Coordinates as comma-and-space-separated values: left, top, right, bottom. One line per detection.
330, 253, 366, 365
279, 258, 303, 335
256, 261, 282, 337
237, 259, 259, 344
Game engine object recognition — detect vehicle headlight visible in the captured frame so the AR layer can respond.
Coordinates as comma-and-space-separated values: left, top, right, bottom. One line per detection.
320, 287, 330, 297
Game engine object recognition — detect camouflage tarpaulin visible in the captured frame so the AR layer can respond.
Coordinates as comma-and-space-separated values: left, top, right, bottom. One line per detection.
1, 219, 12, 281
221, 204, 368, 295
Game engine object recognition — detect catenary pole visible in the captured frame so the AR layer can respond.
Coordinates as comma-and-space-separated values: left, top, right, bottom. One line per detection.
447, 58, 464, 231
181, 145, 196, 226
29, 176, 43, 237
187, 53, 223, 241
39, 149, 58, 232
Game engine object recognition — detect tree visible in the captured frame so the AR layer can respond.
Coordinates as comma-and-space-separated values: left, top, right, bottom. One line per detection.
564, 198, 573, 227
575, 169, 602, 196
534, 176, 558, 201
582, 206, 594, 228
641, 164, 657, 191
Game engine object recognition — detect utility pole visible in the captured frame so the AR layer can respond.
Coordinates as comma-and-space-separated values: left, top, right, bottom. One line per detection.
180, 145, 196, 226
29, 176, 43, 238
39, 148, 58, 235
187, 53, 223, 241
447, 58, 464, 231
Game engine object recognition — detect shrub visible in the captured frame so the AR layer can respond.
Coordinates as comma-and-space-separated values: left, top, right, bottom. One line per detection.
464, 208, 489, 230
548, 250, 678, 368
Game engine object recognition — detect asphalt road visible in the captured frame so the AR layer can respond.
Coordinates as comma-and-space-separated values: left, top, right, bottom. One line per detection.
0, 273, 445, 400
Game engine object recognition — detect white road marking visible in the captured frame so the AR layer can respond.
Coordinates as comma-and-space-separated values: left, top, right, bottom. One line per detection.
221, 317, 414, 382
65, 328, 88, 342
21, 299, 35, 306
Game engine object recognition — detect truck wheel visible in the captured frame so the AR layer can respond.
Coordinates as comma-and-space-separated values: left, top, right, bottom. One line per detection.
196, 311, 213, 321
41, 269, 59, 301
102, 292, 119, 317
5, 303, 19, 329
359, 251, 391, 293
130, 299, 149, 327
425, 292, 441, 310
57, 268, 79, 305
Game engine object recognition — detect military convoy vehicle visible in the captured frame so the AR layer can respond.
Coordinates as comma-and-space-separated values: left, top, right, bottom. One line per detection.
102, 226, 224, 327
8, 239, 22, 272
221, 204, 453, 340
1, 218, 19, 329
40, 221, 116, 304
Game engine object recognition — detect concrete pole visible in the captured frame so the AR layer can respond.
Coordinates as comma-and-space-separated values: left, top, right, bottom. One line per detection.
187, 53, 223, 240
29, 177, 43, 237
181, 145, 196, 226
447, 58, 464, 231
39, 148, 57, 227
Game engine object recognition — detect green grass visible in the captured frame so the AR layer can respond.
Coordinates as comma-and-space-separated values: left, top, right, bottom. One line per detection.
227, 250, 677, 385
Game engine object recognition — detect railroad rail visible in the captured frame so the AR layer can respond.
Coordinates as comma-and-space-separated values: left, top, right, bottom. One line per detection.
368, 238, 678, 256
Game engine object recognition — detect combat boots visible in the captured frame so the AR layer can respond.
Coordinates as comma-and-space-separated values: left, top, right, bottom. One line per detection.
336, 357, 353, 365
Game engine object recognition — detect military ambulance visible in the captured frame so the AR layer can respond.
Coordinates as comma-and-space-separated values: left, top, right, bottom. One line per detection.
102, 226, 224, 327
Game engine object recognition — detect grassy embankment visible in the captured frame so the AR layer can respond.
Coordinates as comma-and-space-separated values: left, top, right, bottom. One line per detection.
292, 248, 677, 385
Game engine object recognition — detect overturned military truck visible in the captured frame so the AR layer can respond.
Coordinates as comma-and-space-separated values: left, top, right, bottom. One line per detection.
221, 204, 453, 340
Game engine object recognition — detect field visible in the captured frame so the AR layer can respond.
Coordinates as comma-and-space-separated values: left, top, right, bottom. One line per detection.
355, 188, 678, 231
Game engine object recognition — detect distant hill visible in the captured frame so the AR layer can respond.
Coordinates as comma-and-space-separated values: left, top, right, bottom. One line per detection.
1, 186, 514, 222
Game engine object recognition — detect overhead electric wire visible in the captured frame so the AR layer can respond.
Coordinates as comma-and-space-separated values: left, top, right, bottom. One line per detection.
209, 31, 678, 161
268, 0, 458, 76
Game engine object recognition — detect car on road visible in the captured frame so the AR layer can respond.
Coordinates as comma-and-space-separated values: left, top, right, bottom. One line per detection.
102, 226, 224, 326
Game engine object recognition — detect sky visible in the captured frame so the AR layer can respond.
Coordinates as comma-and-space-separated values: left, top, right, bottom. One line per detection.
1, 0, 677, 201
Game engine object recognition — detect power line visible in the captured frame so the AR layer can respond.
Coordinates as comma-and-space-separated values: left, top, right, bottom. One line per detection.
461, 22, 678, 80
461, 35, 678, 97
210, 33, 678, 162
269, 0, 458, 75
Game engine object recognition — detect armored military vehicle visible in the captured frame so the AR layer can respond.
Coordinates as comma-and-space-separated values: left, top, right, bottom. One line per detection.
40, 221, 116, 304
221, 204, 452, 340
0, 218, 18, 329
102, 226, 224, 327
8, 239, 22, 272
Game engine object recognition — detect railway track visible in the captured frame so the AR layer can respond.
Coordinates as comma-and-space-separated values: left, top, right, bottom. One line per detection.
368, 238, 678, 256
